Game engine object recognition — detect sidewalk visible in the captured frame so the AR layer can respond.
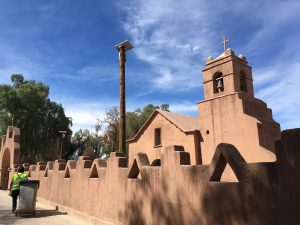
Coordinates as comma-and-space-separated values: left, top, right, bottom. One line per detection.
0, 190, 88, 225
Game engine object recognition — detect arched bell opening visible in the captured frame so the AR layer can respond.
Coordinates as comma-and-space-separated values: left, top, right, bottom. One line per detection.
239, 71, 247, 93
213, 72, 224, 93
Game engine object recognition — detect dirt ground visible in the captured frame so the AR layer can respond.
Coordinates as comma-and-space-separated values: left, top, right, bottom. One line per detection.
0, 190, 88, 225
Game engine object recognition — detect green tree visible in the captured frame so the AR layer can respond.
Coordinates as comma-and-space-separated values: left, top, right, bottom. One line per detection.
102, 104, 169, 152
0, 74, 73, 163
71, 127, 110, 160
99, 107, 119, 153
126, 104, 169, 140
70, 104, 170, 160
160, 104, 170, 112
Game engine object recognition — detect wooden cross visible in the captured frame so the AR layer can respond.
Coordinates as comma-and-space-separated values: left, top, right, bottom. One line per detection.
220, 37, 229, 52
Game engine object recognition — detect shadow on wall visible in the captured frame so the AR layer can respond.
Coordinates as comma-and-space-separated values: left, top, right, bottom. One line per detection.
3, 128, 298, 225
120, 177, 205, 225
276, 128, 300, 225
120, 144, 279, 225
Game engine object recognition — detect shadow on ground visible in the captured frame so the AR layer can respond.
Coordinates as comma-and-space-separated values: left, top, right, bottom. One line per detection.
0, 207, 68, 225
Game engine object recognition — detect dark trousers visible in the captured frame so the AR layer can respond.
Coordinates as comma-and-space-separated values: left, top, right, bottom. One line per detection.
11, 189, 20, 211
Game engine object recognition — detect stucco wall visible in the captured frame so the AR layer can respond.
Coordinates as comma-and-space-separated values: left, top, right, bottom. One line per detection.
27, 145, 275, 225
202, 50, 254, 100
1, 128, 299, 225
198, 93, 280, 167
0, 126, 20, 189
128, 113, 199, 165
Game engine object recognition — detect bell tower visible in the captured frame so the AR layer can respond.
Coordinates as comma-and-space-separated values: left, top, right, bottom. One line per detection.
202, 48, 254, 101
198, 43, 281, 180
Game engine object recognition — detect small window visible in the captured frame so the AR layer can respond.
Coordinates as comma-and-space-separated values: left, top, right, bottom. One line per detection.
213, 72, 224, 93
154, 128, 161, 146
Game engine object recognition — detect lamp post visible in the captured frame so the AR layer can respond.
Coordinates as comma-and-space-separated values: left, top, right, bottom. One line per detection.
59, 131, 67, 159
114, 40, 133, 154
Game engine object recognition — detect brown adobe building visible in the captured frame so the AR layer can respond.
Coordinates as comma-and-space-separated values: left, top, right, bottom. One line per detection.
1, 48, 299, 225
127, 109, 201, 165
128, 49, 281, 181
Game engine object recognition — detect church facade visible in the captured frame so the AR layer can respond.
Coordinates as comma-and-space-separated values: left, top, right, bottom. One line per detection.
0, 47, 299, 225
128, 48, 281, 180
127, 109, 201, 165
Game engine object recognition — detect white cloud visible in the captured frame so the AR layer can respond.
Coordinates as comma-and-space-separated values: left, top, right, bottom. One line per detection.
48, 64, 119, 83
0, 45, 46, 83
170, 102, 198, 115
240, 1, 300, 54
192, 46, 201, 54
67, 110, 101, 132
63, 98, 198, 133
254, 61, 300, 129
120, 0, 221, 91
0, 74, 11, 84
49, 95, 118, 132
121, 0, 300, 129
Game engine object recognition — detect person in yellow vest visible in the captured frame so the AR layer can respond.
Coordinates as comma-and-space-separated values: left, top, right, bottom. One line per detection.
9, 165, 28, 212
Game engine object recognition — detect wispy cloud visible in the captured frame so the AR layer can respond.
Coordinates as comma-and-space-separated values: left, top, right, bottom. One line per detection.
54, 97, 119, 132
0, 0, 299, 132
61, 97, 198, 132
254, 61, 300, 129
47, 64, 119, 83
170, 102, 198, 115
121, 0, 300, 129
119, 0, 221, 91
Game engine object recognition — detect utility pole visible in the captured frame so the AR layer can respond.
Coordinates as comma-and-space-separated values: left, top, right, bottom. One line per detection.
59, 131, 67, 159
114, 40, 133, 154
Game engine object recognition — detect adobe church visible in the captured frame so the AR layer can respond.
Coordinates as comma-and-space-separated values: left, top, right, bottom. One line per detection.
1, 42, 299, 225
128, 47, 281, 180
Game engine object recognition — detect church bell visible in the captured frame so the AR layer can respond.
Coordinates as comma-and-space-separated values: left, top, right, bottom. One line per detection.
217, 79, 223, 89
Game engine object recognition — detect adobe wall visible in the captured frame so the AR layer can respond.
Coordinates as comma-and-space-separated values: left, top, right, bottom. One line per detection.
0, 126, 20, 189
23, 128, 300, 225
198, 92, 281, 168
199, 49, 281, 181
2, 128, 299, 225
202, 50, 254, 100
276, 128, 300, 225
129, 113, 199, 165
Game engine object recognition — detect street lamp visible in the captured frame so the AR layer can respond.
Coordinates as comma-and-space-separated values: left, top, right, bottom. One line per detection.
114, 40, 133, 154
59, 131, 67, 159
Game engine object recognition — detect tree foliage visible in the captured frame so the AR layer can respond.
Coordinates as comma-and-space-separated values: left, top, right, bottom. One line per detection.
0, 75, 170, 162
71, 104, 169, 159
69, 128, 110, 160
126, 104, 169, 140
0, 74, 73, 163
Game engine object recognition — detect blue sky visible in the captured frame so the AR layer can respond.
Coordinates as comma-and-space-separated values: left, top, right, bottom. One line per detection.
0, 0, 299, 132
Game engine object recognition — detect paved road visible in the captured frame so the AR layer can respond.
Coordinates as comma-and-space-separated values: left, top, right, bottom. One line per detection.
0, 190, 88, 225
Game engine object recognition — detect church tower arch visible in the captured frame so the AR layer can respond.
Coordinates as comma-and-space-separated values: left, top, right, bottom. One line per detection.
213, 72, 224, 93
198, 47, 281, 172
239, 70, 247, 92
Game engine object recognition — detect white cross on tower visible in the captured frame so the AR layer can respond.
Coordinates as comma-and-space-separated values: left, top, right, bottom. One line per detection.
220, 37, 229, 52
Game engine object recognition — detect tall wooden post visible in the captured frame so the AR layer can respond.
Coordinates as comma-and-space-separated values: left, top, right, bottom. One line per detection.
119, 46, 126, 154
115, 40, 133, 154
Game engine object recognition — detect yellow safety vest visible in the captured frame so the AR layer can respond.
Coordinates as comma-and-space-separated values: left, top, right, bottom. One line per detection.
12, 172, 27, 191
